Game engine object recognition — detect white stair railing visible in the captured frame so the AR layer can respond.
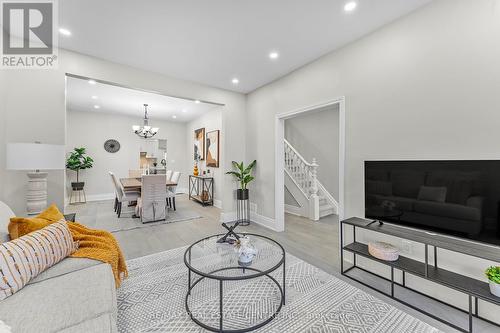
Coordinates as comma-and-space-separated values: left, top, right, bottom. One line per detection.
284, 139, 338, 220
284, 139, 320, 220
284, 139, 319, 198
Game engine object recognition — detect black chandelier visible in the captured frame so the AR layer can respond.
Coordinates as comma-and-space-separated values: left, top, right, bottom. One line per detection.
132, 104, 158, 138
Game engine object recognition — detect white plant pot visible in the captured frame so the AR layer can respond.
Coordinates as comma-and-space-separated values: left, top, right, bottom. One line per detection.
490, 281, 500, 297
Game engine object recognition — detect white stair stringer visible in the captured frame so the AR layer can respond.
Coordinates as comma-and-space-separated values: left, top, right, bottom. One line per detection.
284, 139, 338, 221
284, 169, 309, 218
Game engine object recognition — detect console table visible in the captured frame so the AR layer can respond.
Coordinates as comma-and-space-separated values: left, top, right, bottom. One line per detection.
340, 217, 500, 333
189, 175, 214, 206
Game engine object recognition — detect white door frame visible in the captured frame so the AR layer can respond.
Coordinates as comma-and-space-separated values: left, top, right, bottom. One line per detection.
275, 97, 346, 232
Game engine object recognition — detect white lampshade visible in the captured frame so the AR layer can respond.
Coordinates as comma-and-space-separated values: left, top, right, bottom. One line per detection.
6, 143, 65, 170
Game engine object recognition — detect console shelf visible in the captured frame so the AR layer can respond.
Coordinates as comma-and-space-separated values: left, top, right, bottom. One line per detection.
341, 217, 500, 333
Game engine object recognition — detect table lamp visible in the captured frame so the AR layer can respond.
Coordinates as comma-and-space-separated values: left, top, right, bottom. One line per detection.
6, 142, 65, 215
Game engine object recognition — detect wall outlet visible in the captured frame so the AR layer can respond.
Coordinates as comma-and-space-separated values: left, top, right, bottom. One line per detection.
401, 240, 413, 254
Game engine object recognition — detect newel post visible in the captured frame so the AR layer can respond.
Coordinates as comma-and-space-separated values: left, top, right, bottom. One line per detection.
309, 158, 320, 221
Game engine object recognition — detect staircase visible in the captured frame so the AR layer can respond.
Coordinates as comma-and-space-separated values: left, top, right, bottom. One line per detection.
284, 139, 338, 221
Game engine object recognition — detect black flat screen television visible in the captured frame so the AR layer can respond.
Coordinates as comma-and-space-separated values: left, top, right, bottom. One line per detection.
365, 160, 500, 246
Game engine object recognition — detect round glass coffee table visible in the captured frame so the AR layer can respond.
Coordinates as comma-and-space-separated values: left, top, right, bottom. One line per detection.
184, 233, 285, 332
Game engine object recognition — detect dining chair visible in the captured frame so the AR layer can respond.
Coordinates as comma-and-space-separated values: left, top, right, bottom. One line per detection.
109, 171, 119, 212
129, 169, 143, 178
165, 170, 173, 180
111, 173, 140, 217
167, 171, 181, 211
136, 175, 167, 223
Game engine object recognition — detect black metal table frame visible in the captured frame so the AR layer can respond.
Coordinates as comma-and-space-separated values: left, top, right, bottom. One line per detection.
189, 175, 214, 206
340, 219, 500, 333
184, 233, 286, 333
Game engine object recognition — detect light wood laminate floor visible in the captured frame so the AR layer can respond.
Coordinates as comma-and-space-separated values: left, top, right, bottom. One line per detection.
66, 194, 499, 333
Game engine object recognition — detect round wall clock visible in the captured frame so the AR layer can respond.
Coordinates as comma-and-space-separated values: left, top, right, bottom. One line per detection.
104, 139, 120, 153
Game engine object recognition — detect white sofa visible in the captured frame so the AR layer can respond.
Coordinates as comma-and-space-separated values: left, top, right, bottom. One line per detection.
0, 201, 118, 333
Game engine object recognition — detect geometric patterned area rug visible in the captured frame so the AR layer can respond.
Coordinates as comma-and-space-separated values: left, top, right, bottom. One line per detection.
117, 245, 442, 333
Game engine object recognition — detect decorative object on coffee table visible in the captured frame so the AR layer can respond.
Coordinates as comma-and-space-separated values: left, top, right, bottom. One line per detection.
6, 142, 65, 215
226, 160, 256, 226
368, 241, 400, 261
234, 236, 257, 266
486, 266, 500, 297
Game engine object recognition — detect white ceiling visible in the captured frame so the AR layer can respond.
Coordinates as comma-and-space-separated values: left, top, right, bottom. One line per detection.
59, 0, 432, 93
66, 76, 221, 122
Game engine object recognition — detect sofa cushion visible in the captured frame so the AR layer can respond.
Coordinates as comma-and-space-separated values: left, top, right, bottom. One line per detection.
366, 180, 393, 196
414, 201, 481, 221
391, 170, 426, 198
417, 186, 447, 203
8, 204, 64, 239
29, 257, 101, 285
426, 171, 479, 205
0, 220, 78, 300
0, 263, 117, 333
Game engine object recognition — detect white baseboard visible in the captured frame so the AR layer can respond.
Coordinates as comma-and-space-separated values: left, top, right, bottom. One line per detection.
219, 211, 278, 232
284, 204, 303, 217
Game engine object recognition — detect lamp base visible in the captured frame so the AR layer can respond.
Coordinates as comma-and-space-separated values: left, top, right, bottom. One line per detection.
27, 172, 48, 215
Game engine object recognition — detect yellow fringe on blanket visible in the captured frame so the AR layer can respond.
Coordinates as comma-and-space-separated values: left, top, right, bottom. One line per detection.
68, 222, 128, 287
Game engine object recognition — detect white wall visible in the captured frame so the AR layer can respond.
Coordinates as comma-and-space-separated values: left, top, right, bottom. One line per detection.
66, 110, 187, 200
285, 104, 339, 200
186, 109, 223, 207
0, 49, 246, 215
246, 0, 500, 321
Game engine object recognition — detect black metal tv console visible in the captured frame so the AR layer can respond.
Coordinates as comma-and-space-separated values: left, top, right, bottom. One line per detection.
340, 217, 500, 333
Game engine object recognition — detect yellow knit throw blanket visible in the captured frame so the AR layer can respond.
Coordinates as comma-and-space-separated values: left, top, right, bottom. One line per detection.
8, 204, 128, 288
67, 222, 128, 287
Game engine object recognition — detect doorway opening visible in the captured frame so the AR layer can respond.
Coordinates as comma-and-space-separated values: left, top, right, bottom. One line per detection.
274, 98, 345, 232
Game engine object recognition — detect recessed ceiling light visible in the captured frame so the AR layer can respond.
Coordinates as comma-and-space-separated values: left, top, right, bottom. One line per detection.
88, 80, 96, 85
91, 95, 98, 99
172, 115, 177, 119
344, 1, 357, 12
194, 100, 200, 104
269, 52, 279, 60
232, 78, 239, 85
182, 109, 187, 113
59, 28, 71, 36
93, 105, 100, 109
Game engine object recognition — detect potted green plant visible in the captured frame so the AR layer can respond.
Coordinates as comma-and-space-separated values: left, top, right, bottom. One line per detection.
486, 266, 500, 297
226, 160, 256, 200
66, 147, 94, 190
